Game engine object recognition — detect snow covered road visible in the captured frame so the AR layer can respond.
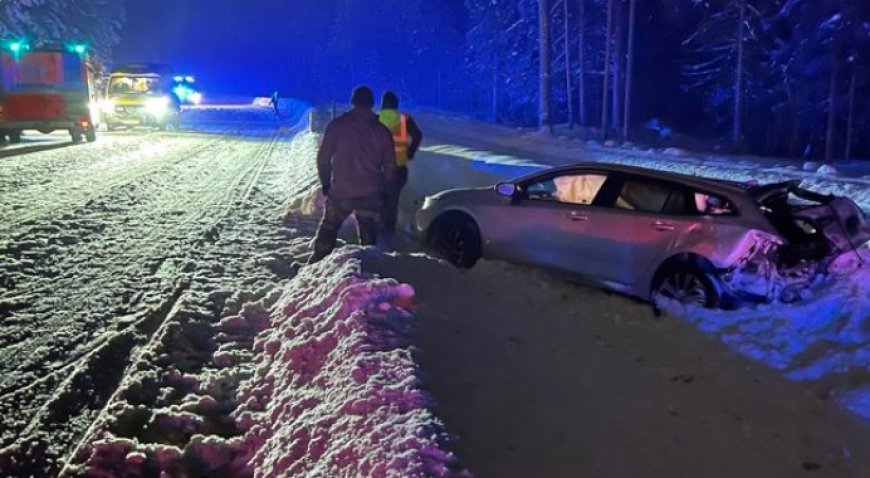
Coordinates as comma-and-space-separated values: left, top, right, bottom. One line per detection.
1, 100, 869, 477
0, 103, 319, 475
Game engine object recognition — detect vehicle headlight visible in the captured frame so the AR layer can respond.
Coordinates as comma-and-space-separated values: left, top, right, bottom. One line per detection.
422, 196, 439, 210
99, 99, 116, 112
145, 96, 171, 117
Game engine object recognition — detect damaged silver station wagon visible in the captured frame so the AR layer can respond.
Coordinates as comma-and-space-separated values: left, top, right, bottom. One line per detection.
416, 163, 870, 308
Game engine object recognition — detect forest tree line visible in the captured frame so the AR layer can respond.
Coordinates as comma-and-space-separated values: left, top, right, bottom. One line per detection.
0, 0, 125, 66
2, 0, 867, 160
460, 0, 870, 160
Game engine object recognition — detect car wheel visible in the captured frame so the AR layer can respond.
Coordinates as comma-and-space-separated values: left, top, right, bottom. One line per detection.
85, 125, 97, 143
70, 129, 83, 144
431, 214, 482, 268
8, 131, 22, 144
653, 268, 720, 308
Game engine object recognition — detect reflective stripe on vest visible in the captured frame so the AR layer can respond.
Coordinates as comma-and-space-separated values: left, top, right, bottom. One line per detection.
379, 110, 410, 166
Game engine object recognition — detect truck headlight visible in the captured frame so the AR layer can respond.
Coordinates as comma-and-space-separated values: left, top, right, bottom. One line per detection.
145, 96, 171, 117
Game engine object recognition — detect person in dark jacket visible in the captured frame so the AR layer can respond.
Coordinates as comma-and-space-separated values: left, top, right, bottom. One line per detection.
308, 86, 397, 264
378, 91, 423, 236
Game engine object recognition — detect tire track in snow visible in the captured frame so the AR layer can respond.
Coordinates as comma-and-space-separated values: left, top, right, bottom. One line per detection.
0, 119, 320, 475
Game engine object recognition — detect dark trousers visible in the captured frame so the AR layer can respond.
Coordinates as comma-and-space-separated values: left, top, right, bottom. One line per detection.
381, 166, 409, 233
308, 194, 380, 263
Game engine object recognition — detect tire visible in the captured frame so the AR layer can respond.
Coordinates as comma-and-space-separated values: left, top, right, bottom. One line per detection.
85, 125, 97, 143
8, 131, 22, 144
70, 129, 83, 144
429, 214, 482, 269
653, 267, 720, 308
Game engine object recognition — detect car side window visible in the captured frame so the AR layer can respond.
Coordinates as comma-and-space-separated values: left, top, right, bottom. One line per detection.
526, 173, 607, 206
693, 192, 736, 216
613, 179, 688, 215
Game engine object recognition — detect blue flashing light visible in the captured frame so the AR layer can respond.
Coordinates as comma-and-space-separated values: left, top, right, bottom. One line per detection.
173, 85, 192, 100
10, 42, 21, 53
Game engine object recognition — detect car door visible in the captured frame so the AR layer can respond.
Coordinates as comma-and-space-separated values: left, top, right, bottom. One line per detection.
484, 171, 608, 272
575, 175, 699, 288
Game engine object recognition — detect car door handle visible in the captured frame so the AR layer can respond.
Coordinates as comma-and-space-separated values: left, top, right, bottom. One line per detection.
568, 211, 589, 222
651, 221, 675, 231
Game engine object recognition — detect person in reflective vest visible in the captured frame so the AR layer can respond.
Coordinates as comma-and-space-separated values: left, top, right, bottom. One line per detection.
378, 90, 423, 236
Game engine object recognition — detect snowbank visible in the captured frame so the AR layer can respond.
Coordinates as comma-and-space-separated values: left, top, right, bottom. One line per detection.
74, 249, 465, 477
233, 248, 464, 477
659, 248, 870, 421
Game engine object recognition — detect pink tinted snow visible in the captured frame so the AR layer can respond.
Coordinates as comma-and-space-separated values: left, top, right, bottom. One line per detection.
229, 248, 465, 478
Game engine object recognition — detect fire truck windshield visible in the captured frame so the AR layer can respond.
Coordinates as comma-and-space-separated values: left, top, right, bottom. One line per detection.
109, 76, 160, 95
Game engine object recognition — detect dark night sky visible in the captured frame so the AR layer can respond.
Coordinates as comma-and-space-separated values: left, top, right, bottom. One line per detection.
116, 0, 334, 98
115, 0, 703, 132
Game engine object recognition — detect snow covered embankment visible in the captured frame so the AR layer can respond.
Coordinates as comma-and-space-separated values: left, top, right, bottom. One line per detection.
78, 248, 465, 477
234, 248, 464, 477
660, 248, 870, 422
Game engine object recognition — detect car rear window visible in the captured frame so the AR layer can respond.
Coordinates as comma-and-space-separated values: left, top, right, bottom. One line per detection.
614, 180, 686, 214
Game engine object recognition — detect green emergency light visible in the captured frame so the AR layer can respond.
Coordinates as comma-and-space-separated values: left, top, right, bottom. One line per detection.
4, 40, 30, 54
67, 42, 88, 55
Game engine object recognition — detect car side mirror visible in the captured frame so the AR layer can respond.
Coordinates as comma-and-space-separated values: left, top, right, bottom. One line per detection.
496, 183, 518, 198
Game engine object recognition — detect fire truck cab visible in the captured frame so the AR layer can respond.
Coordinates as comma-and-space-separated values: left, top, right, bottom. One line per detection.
0, 41, 97, 144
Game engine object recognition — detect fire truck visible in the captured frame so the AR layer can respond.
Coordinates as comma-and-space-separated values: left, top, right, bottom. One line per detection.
0, 41, 98, 144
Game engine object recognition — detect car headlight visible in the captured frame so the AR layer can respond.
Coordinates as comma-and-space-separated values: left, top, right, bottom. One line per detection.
422, 195, 439, 210
99, 99, 116, 112
145, 96, 171, 117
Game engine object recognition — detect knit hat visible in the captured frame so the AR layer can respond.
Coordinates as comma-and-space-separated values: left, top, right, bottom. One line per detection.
381, 91, 399, 110
351, 86, 375, 109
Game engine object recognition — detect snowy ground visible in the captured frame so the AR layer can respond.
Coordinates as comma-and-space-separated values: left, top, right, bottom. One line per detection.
390, 112, 870, 476
0, 100, 322, 475
1, 101, 869, 477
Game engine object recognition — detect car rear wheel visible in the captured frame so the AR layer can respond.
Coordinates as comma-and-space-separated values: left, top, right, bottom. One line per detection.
653, 268, 720, 308
430, 214, 482, 269
85, 125, 97, 143
70, 129, 83, 144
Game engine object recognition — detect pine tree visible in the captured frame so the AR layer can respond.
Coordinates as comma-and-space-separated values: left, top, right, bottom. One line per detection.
0, 0, 125, 64
682, 0, 772, 147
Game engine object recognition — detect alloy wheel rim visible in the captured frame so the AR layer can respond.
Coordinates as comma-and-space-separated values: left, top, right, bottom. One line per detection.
446, 227, 466, 264
660, 272, 708, 306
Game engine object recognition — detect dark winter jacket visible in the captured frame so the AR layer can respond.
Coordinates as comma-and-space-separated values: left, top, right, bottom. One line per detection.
317, 107, 397, 199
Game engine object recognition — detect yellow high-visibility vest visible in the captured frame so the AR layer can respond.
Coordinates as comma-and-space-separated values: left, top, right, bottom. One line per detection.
379, 109, 410, 166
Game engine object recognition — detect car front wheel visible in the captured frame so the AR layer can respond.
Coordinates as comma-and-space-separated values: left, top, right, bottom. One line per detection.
653, 268, 720, 308
430, 214, 482, 269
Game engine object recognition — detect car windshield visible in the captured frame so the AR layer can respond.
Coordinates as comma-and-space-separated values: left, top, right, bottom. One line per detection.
109, 76, 160, 95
